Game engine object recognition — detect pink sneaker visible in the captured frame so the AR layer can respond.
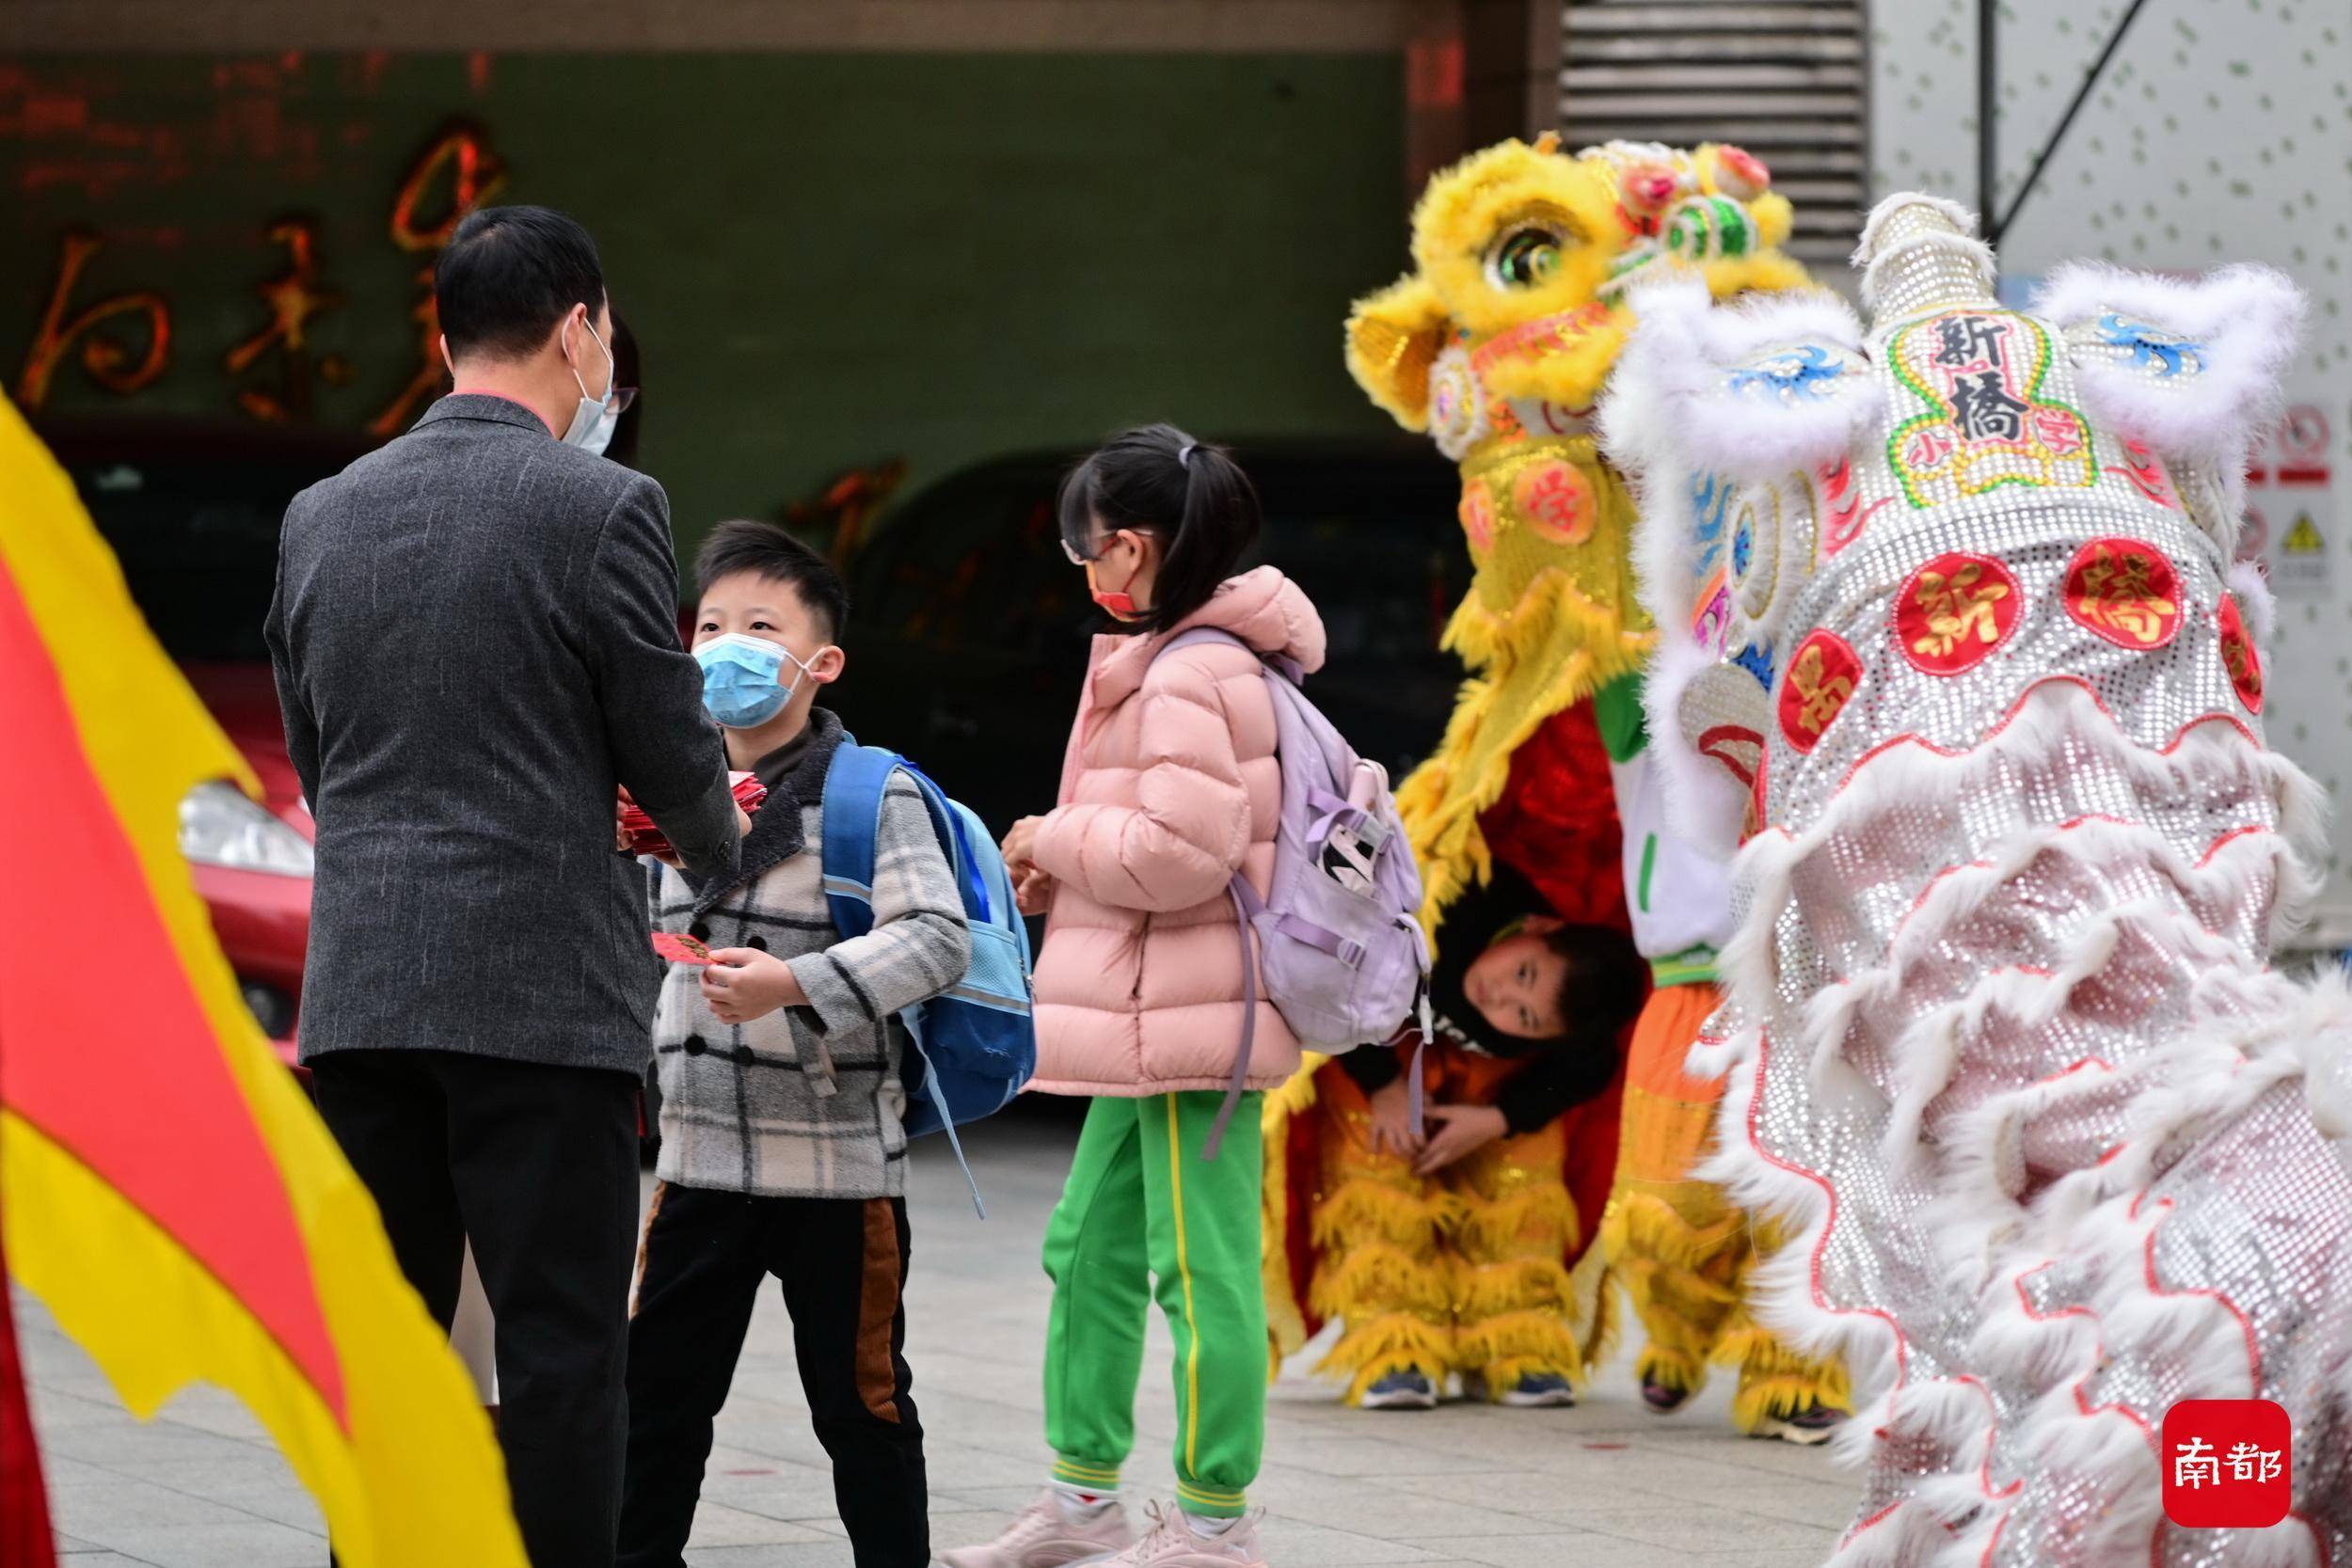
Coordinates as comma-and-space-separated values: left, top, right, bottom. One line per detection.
1090, 1501, 1268, 1567
938, 1488, 1134, 1568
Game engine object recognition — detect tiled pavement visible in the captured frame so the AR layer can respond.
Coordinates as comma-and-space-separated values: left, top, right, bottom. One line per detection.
21, 1104, 1856, 1566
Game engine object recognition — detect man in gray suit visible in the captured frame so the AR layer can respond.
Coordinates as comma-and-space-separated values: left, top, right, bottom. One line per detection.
266, 205, 740, 1567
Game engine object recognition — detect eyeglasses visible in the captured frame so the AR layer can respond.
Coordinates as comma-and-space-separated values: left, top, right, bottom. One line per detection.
1063, 527, 1137, 565
573, 318, 637, 415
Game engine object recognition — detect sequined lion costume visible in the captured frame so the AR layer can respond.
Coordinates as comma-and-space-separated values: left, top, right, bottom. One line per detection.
1262, 135, 1845, 1428
1607, 192, 2348, 1562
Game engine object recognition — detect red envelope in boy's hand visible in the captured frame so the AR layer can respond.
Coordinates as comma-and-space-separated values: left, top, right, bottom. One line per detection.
650, 932, 713, 965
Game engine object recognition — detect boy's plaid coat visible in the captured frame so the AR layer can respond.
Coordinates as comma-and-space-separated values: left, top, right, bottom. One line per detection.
649, 709, 971, 1197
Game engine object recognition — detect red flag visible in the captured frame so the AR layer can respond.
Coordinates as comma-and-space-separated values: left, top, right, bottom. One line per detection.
0, 1222, 57, 1568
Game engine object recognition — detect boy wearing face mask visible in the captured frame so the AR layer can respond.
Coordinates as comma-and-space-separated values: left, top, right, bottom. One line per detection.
619, 519, 970, 1568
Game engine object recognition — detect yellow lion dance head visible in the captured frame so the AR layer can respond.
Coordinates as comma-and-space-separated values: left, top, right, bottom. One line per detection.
1349, 135, 1804, 448
1352, 135, 1809, 925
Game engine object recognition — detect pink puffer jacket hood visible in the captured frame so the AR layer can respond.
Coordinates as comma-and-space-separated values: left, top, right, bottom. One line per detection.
1027, 566, 1327, 1097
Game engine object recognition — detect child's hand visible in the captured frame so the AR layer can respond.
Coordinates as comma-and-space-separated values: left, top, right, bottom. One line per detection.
1013, 865, 1056, 916
1000, 816, 1045, 876
700, 949, 806, 1027
1413, 1103, 1508, 1176
1367, 1076, 1422, 1157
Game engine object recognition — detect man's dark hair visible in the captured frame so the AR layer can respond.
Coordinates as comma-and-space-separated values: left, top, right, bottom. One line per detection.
435, 205, 606, 361
694, 520, 850, 642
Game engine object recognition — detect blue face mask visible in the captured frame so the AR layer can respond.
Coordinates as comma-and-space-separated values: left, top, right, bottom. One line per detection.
694, 632, 814, 729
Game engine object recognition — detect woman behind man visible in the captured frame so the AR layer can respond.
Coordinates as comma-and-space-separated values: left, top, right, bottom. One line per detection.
946, 424, 1317, 1568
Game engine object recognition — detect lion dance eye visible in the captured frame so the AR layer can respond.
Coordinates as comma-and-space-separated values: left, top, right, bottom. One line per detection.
1490, 227, 1564, 289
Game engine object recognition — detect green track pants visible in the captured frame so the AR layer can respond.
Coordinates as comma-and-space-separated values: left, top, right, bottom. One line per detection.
1041, 1090, 1265, 1518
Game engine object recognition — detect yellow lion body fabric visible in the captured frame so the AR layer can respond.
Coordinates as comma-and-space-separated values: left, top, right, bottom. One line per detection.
1263, 136, 1845, 1427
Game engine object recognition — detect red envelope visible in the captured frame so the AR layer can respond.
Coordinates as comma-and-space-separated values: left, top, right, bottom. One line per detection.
625, 772, 770, 860
650, 931, 712, 965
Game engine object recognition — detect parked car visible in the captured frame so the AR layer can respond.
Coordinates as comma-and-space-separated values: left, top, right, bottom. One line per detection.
826, 437, 1470, 843
41, 420, 377, 1068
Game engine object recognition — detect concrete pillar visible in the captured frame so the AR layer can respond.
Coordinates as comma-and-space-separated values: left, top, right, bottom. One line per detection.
1403, 0, 1557, 192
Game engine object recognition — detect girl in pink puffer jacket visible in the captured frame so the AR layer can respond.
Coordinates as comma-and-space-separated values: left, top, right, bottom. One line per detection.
944, 427, 1323, 1568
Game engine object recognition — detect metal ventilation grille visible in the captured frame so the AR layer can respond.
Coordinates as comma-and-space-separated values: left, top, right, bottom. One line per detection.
1560, 0, 1867, 268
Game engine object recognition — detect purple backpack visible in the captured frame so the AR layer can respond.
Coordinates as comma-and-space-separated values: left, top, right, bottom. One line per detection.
1157, 629, 1431, 1156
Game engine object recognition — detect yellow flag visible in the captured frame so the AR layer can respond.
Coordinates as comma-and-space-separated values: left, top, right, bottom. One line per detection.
0, 397, 527, 1568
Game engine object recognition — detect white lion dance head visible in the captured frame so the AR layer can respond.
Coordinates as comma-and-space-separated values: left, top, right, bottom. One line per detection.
1602, 193, 2351, 1566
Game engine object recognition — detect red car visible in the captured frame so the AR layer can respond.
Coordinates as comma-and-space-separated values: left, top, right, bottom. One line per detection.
45, 420, 377, 1069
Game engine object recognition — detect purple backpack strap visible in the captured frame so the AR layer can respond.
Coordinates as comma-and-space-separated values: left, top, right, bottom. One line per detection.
1152, 626, 1271, 1161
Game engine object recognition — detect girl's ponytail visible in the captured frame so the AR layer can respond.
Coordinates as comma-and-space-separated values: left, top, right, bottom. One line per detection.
1057, 423, 1261, 634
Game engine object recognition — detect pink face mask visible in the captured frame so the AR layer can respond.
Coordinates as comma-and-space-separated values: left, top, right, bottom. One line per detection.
1083, 558, 1147, 622
1067, 530, 1150, 622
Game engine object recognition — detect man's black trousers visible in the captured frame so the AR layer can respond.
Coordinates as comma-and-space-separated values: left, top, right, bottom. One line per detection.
310, 1048, 641, 1568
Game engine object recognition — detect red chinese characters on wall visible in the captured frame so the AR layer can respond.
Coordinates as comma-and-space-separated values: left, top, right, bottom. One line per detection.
373, 124, 507, 436
15, 230, 171, 407
13, 120, 504, 436
224, 219, 351, 421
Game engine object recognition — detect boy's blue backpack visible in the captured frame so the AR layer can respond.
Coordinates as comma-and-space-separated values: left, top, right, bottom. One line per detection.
820, 737, 1036, 1213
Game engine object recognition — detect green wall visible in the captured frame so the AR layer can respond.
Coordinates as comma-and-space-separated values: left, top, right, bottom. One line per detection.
1, 51, 1407, 573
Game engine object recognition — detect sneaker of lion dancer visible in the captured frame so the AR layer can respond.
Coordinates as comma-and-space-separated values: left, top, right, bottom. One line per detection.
1358, 1368, 1438, 1409
1458, 1370, 1577, 1408
1089, 1502, 1270, 1567
939, 1487, 1134, 1568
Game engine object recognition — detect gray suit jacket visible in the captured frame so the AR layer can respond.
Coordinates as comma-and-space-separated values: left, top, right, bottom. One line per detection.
266, 393, 740, 1074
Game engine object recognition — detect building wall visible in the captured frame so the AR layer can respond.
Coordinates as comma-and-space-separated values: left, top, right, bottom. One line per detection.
1868, 0, 2352, 938
0, 49, 1409, 567
1, 1, 1431, 55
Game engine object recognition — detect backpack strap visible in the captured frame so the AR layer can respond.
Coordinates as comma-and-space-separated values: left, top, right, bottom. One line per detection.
1153, 627, 1276, 1163
820, 738, 899, 939
898, 762, 993, 924
823, 744, 982, 926
1154, 625, 1253, 667
898, 1013, 988, 1220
